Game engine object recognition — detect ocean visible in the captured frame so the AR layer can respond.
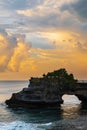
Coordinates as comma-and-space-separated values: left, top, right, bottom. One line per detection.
0, 80, 87, 130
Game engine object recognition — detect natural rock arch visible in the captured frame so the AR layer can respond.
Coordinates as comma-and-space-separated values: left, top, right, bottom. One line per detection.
5, 69, 87, 108
62, 94, 81, 104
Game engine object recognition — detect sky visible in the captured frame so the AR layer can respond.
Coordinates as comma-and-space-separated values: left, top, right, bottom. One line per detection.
0, 0, 87, 80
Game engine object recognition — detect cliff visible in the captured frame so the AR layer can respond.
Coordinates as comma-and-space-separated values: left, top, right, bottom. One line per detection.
75, 82, 87, 103
5, 77, 63, 108
6, 68, 86, 109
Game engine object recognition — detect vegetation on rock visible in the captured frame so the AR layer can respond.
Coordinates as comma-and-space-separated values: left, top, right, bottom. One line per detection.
5, 68, 79, 108
30, 68, 77, 92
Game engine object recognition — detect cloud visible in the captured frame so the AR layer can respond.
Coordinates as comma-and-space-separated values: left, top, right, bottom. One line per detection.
28, 46, 87, 80
0, 0, 44, 10
0, 32, 32, 72
72, 0, 87, 19
0, 34, 15, 72
14, 0, 87, 34
0, 0, 87, 35
0, 0, 87, 79
0, 31, 87, 79
8, 41, 31, 72
61, 0, 87, 19
26, 33, 55, 49
76, 41, 87, 52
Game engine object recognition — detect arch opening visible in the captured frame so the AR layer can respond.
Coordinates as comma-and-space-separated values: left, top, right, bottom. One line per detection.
62, 94, 81, 105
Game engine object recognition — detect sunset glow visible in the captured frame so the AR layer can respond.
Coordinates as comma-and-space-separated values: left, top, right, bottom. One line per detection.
0, 0, 87, 80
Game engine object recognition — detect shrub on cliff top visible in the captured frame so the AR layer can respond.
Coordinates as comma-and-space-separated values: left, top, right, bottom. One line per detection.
43, 68, 77, 91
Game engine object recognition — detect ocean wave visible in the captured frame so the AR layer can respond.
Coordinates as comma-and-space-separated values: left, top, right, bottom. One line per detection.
0, 102, 6, 106
0, 121, 43, 130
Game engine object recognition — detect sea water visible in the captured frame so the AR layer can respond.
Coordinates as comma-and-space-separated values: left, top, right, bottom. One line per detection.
0, 80, 87, 130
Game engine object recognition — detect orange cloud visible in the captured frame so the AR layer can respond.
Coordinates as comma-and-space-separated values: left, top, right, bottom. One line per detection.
0, 31, 87, 80
0, 33, 34, 73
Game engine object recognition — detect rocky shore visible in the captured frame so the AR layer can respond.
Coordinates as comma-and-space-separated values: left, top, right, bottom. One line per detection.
6, 68, 87, 108
5, 77, 63, 108
5, 86, 63, 108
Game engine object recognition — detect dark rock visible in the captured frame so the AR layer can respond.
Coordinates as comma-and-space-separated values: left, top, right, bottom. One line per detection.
5, 69, 87, 108
5, 70, 64, 108
5, 86, 63, 108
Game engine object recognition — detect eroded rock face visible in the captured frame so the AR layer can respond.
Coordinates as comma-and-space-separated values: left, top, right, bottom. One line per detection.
5, 69, 87, 108
75, 82, 87, 103
5, 77, 63, 108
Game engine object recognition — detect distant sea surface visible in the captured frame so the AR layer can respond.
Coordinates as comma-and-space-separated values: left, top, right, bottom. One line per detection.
0, 80, 87, 130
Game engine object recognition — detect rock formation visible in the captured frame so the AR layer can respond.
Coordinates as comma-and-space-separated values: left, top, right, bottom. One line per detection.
6, 68, 87, 109
5, 76, 63, 108
75, 82, 87, 103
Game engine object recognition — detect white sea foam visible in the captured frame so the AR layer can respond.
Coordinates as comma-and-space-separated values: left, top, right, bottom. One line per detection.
0, 121, 43, 130
43, 122, 52, 126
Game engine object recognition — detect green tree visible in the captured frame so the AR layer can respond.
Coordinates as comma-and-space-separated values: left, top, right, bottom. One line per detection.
45, 68, 77, 91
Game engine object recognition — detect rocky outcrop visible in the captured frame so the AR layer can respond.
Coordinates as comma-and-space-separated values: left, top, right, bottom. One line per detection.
75, 82, 87, 103
5, 76, 64, 108
5, 69, 87, 108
